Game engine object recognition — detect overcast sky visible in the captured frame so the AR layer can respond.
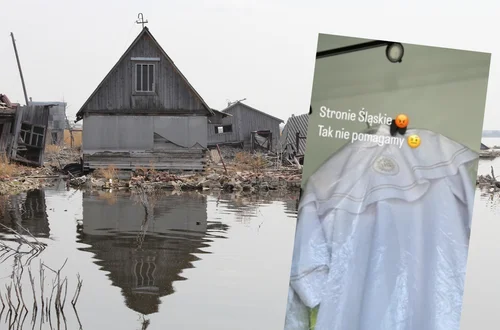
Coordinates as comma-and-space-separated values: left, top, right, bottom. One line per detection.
1, 0, 499, 128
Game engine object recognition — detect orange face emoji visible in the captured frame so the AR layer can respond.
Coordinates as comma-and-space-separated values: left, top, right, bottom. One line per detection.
395, 114, 409, 129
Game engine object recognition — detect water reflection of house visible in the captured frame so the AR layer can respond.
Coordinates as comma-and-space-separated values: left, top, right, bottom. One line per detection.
77, 192, 228, 315
213, 194, 299, 223
0, 189, 50, 238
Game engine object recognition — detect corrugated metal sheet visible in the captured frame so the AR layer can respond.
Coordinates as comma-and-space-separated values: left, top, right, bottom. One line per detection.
280, 113, 309, 155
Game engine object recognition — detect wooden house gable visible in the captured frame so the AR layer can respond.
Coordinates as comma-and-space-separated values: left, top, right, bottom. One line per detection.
76, 28, 213, 121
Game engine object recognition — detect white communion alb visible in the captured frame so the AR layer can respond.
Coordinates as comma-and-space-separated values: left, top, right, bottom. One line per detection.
285, 124, 478, 330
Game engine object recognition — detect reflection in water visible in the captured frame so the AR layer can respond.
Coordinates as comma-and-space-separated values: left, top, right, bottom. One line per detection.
0, 187, 299, 329
77, 191, 229, 316
0, 189, 50, 238
213, 193, 299, 223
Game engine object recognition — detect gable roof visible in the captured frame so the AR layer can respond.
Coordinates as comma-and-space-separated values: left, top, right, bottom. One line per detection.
75, 27, 214, 122
221, 101, 283, 123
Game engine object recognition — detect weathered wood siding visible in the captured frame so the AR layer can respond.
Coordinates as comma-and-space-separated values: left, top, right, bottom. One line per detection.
0, 118, 13, 155
208, 103, 282, 149
80, 33, 207, 115
21, 105, 50, 127
207, 114, 240, 145
82, 115, 208, 170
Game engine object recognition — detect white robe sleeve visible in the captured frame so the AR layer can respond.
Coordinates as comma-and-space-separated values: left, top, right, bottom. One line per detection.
284, 286, 311, 330
289, 187, 330, 309
444, 161, 477, 231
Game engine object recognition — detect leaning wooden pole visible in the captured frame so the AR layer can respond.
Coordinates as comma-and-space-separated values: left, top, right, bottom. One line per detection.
216, 144, 227, 174
10, 32, 29, 106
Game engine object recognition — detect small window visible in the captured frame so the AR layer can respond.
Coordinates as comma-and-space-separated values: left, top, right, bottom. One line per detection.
135, 63, 155, 92
215, 125, 233, 134
19, 123, 45, 148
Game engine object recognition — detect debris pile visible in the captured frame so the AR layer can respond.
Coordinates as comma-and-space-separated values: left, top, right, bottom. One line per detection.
44, 146, 80, 168
477, 173, 500, 191
69, 168, 302, 194
0, 177, 45, 195
0, 146, 79, 195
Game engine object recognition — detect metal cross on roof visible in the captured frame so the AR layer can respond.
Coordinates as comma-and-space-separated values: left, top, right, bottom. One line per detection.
136, 13, 148, 29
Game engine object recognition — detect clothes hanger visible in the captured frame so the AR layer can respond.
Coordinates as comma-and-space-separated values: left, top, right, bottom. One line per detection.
389, 119, 407, 136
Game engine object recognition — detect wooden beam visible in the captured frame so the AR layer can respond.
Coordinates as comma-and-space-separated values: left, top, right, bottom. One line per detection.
10, 105, 25, 160
83, 109, 210, 116
131, 57, 160, 61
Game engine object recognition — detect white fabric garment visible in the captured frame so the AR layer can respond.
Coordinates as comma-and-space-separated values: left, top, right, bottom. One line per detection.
285, 124, 477, 330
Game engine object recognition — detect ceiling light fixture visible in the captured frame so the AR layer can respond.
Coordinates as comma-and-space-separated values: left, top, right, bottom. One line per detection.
385, 43, 404, 63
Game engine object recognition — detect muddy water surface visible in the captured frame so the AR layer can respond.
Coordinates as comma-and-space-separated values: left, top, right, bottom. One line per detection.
0, 184, 298, 330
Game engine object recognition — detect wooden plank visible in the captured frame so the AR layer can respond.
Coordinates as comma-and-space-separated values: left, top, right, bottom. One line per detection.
86, 149, 205, 156
83, 157, 207, 164
83, 109, 209, 116
84, 159, 207, 165
84, 155, 205, 161
86, 162, 206, 171
10, 105, 24, 159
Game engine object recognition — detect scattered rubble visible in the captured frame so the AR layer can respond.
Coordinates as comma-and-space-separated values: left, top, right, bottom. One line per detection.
477, 165, 500, 193
477, 174, 500, 191
69, 168, 302, 194
67, 147, 303, 195
480, 149, 500, 159
0, 177, 45, 195
0, 146, 79, 196
44, 146, 80, 168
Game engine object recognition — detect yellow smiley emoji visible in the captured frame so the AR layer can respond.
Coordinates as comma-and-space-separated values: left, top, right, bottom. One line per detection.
407, 134, 421, 148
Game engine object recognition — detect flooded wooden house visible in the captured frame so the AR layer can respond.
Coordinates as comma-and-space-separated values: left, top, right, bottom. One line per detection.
207, 101, 283, 151
29, 101, 68, 145
75, 27, 217, 172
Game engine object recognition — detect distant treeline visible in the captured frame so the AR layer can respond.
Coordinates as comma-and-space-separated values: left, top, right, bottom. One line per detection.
483, 130, 500, 137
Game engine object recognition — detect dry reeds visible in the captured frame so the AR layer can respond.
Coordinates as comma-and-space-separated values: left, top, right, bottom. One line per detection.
0, 154, 16, 178
0, 259, 84, 330
63, 130, 82, 148
0, 224, 83, 329
234, 151, 269, 172
93, 165, 118, 181
44, 144, 62, 154
0, 223, 46, 266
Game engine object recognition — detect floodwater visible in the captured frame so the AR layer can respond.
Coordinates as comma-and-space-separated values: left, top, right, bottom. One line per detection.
0, 184, 299, 330
1, 139, 499, 330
